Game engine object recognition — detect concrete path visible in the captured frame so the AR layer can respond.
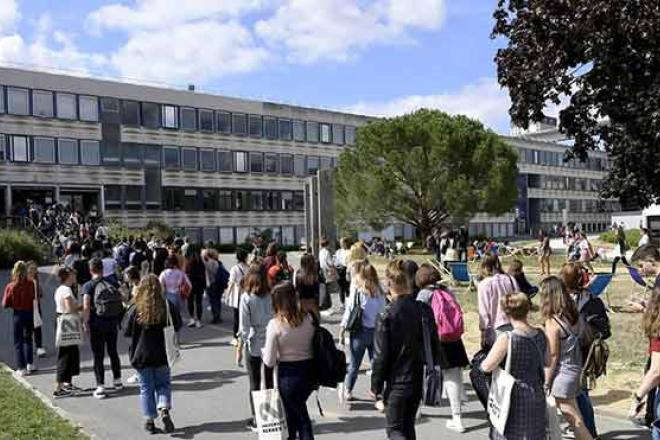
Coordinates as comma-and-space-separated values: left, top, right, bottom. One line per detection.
0, 263, 648, 440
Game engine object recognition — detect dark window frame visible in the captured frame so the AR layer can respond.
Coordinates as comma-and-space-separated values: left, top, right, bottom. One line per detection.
249, 114, 263, 137
162, 146, 181, 170
57, 92, 78, 120
141, 102, 161, 129
80, 140, 101, 166
199, 148, 216, 172
7, 87, 29, 116
216, 111, 231, 134
57, 138, 79, 165
161, 104, 179, 129
180, 107, 197, 131
121, 100, 141, 126
199, 108, 214, 132
181, 147, 199, 171
232, 113, 248, 136
32, 89, 54, 118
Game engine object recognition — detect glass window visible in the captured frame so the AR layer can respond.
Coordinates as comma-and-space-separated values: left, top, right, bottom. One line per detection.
102, 142, 121, 166
181, 148, 198, 170
56, 93, 76, 119
7, 87, 29, 115
235, 226, 250, 243
294, 155, 306, 176
79, 95, 98, 122
279, 119, 292, 141
281, 191, 293, 210
163, 146, 180, 169
123, 143, 142, 168
249, 115, 263, 137
80, 140, 100, 165
183, 188, 198, 210
293, 192, 305, 210
58, 139, 78, 165
180, 107, 197, 131
345, 126, 356, 145
232, 113, 247, 135
219, 191, 233, 211
203, 228, 219, 244
199, 109, 214, 132
0, 135, 5, 161
32, 90, 54, 118
306, 121, 319, 143
0, 87, 4, 113
216, 111, 231, 133
163, 188, 183, 210
104, 185, 122, 210
201, 189, 218, 211
235, 151, 248, 173
320, 123, 331, 143
161, 105, 178, 128
265, 153, 279, 174
264, 117, 278, 140
332, 124, 344, 145
121, 100, 140, 125
100, 97, 119, 113
320, 156, 332, 169
200, 149, 216, 172
9, 136, 28, 162
250, 152, 263, 173
218, 150, 232, 172
143, 145, 161, 167
219, 227, 234, 244
33, 137, 55, 163
125, 186, 143, 210
293, 120, 305, 141
265, 191, 281, 211
281, 154, 293, 175
250, 191, 264, 210
141, 102, 160, 128
307, 156, 320, 175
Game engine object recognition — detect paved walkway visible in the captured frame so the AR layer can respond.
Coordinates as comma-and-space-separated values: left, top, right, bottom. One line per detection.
0, 264, 648, 439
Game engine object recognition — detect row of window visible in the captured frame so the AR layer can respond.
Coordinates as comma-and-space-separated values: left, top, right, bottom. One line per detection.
517, 147, 609, 171
170, 225, 304, 247
537, 198, 621, 214
0, 134, 100, 165
527, 174, 601, 192
0, 86, 99, 121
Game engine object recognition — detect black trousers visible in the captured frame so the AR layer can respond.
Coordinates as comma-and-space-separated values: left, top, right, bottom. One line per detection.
90, 324, 121, 386
187, 287, 204, 321
56, 345, 80, 384
247, 355, 273, 418
337, 266, 349, 305
611, 256, 630, 273
386, 385, 421, 440
33, 326, 43, 349
232, 308, 240, 337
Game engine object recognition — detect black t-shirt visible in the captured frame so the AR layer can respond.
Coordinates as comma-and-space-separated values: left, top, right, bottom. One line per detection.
124, 302, 181, 369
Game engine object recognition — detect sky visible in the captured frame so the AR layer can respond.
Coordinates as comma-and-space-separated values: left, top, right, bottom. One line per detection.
0, 0, 513, 132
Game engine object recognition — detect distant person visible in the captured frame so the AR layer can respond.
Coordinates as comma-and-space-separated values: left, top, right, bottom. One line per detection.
226, 249, 249, 346
335, 237, 352, 306
578, 232, 595, 274
267, 251, 294, 286
263, 242, 278, 272
507, 259, 539, 299
639, 227, 651, 248
538, 229, 552, 275
611, 225, 631, 273
53, 267, 81, 398
319, 236, 339, 307
478, 255, 518, 349
184, 247, 207, 328
202, 248, 222, 324
27, 261, 46, 358
2, 261, 36, 375
295, 254, 321, 317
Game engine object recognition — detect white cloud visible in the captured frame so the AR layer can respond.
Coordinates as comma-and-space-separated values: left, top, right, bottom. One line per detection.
0, 0, 18, 33
346, 78, 512, 132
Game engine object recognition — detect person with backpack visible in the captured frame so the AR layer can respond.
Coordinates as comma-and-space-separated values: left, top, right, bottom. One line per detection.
114, 238, 131, 271
101, 245, 119, 286
226, 249, 249, 346
82, 257, 125, 399
295, 253, 322, 317
339, 262, 386, 402
371, 259, 439, 440
267, 251, 294, 286
262, 282, 316, 440
415, 264, 469, 433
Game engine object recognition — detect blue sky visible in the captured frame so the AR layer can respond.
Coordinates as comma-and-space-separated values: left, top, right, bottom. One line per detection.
0, 0, 512, 131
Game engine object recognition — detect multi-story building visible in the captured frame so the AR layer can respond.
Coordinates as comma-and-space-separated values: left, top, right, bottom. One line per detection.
0, 67, 368, 246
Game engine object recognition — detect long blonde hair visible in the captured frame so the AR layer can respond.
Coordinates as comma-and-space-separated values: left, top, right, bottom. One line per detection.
355, 263, 381, 297
134, 274, 166, 326
643, 288, 660, 338
11, 261, 28, 283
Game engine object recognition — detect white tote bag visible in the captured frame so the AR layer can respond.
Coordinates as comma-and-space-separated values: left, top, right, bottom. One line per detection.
55, 313, 83, 347
252, 366, 288, 440
546, 395, 562, 440
164, 299, 181, 368
487, 332, 515, 435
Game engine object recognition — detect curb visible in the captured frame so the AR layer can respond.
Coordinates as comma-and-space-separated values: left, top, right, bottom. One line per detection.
0, 363, 98, 440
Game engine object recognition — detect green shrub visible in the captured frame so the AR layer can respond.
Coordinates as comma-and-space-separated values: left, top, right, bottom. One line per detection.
0, 229, 44, 269
599, 228, 641, 249
105, 220, 175, 242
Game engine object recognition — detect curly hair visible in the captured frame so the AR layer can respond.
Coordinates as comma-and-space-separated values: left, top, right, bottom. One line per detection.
134, 274, 166, 326
643, 288, 660, 338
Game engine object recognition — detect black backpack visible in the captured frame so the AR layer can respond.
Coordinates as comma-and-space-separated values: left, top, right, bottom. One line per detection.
130, 251, 146, 268
214, 261, 230, 292
93, 280, 124, 319
311, 319, 346, 389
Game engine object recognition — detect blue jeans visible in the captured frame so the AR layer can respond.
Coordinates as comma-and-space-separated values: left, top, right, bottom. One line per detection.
577, 390, 597, 437
206, 286, 222, 320
279, 360, 314, 440
345, 327, 375, 393
166, 292, 182, 312
13, 310, 34, 369
653, 387, 660, 440
137, 366, 172, 420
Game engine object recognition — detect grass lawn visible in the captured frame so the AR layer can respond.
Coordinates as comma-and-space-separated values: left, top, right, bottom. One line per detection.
369, 251, 648, 416
0, 369, 88, 440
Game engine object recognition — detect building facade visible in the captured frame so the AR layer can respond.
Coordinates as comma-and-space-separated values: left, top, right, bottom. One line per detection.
0, 67, 368, 246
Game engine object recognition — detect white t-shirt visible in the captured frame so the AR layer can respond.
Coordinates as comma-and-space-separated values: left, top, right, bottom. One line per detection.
55, 285, 74, 314
102, 257, 116, 277
640, 234, 650, 247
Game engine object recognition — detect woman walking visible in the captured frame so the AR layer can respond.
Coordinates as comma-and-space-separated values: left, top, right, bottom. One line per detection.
238, 266, 274, 431
540, 276, 593, 440
339, 262, 386, 401
538, 229, 552, 275
262, 282, 316, 440
577, 233, 595, 275
295, 254, 321, 317
202, 248, 222, 324
124, 274, 181, 434
611, 225, 630, 273
184, 247, 207, 328
480, 292, 547, 440
226, 248, 249, 346
335, 237, 352, 305
478, 255, 518, 349
158, 255, 191, 315
2, 261, 35, 376
27, 261, 46, 358
53, 267, 81, 398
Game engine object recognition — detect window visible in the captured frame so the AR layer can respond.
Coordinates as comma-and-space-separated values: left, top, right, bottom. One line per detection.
294, 155, 306, 176
123, 143, 142, 168
58, 139, 78, 165
281, 192, 294, 210
235, 191, 248, 210
249, 115, 263, 137
250, 152, 263, 173
10, 136, 29, 162
102, 142, 121, 166
201, 189, 218, 211
235, 151, 248, 173
216, 111, 231, 133
79, 96, 98, 122
218, 150, 232, 172
282, 226, 295, 246
32, 90, 54, 118
7, 88, 29, 115
307, 156, 320, 175
235, 226, 250, 242
180, 107, 197, 131
181, 148, 198, 170
0, 87, 4, 113
100, 97, 119, 113
161, 105, 178, 128
163, 146, 180, 169
332, 124, 344, 145
203, 228, 219, 244
281, 154, 293, 175
163, 188, 183, 210
320, 123, 331, 143
320, 156, 333, 169
265, 153, 279, 174
33, 137, 55, 163
143, 145, 161, 167
232, 113, 247, 135
200, 149, 216, 172
199, 109, 214, 132
264, 117, 278, 140
183, 189, 199, 210
345, 126, 356, 145
125, 186, 143, 210
293, 192, 305, 210
219, 190, 233, 211
104, 186, 122, 210
306, 121, 319, 143
250, 191, 264, 210
219, 227, 234, 244
121, 100, 140, 125
265, 191, 281, 210
80, 140, 100, 165
141, 102, 160, 128
293, 120, 305, 141
0, 135, 5, 161
279, 119, 292, 141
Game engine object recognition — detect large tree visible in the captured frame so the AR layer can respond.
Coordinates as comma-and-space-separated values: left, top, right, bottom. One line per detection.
493, 0, 660, 207
334, 109, 518, 238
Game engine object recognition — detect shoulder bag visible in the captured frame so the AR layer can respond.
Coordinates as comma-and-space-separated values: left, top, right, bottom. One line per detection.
55, 313, 83, 347
422, 313, 442, 407
164, 299, 181, 368
345, 290, 363, 333
487, 332, 515, 435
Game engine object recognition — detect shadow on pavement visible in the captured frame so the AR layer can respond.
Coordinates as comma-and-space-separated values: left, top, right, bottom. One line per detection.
170, 419, 247, 439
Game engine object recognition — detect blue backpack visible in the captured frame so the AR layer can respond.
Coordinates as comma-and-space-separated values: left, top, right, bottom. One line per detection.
214, 262, 230, 292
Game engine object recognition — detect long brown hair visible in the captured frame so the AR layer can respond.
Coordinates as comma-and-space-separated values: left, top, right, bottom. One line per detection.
242, 266, 269, 297
559, 262, 584, 292
539, 275, 578, 325
643, 288, 660, 338
272, 282, 304, 327
355, 263, 381, 297
480, 254, 502, 278
297, 254, 319, 286
134, 274, 167, 326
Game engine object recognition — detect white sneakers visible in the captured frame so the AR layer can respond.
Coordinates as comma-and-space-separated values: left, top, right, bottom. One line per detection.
188, 319, 203, 328
126, 374, 140, 384
93, 386, 107, 399
195, 320, 203, 328
26, 363, 37, 373
36, 348, 47, 358
446, 417, 466, 433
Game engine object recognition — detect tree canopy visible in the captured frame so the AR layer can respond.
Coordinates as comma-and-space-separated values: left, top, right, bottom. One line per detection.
492, 0, 660, 207
334, 109, 518, 238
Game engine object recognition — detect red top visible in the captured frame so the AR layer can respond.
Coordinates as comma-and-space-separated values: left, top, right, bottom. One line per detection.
650, 337, 660, 354
2, 279, 35, 311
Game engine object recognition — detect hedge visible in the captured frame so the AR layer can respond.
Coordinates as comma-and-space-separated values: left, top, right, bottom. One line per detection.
0, 229, 44, 269
599, 228, 641, 249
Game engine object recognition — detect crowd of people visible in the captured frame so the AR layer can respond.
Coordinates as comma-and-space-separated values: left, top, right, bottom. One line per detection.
4, 227, 660, 439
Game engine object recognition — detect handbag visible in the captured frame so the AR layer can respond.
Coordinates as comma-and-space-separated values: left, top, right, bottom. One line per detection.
345, 290, 363, 333
164, 299, 181, 368
546, 395, 562, 440
487, 332, 515, 435
252, 365, 288, 440
55, 313, 83, 347
422, 314, 442, 407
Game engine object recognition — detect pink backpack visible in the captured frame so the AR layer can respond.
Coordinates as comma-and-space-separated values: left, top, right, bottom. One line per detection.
430, 288, 464, 342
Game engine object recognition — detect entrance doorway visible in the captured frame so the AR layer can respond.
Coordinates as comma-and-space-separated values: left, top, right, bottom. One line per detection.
60, 189, 100, 216
11, 188, 55, 215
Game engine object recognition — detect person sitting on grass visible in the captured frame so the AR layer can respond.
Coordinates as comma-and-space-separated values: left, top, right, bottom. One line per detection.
632, 245, 660, 289
507, 259, 539, 299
